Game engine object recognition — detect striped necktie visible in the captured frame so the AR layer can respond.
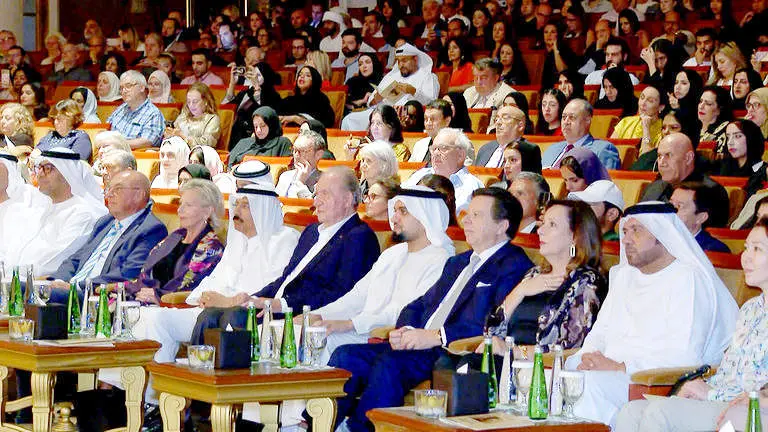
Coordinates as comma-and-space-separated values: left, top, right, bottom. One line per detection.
72, 221, 123, 283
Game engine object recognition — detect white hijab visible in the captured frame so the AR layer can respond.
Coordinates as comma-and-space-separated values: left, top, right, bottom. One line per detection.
37, 148, 107, 218
152, 136, 190, 189
77, 87, 102, 124
148, 70, 173, 105
387, 185, 454, 255
98, 72, 122, 102
194, 145, 236, 194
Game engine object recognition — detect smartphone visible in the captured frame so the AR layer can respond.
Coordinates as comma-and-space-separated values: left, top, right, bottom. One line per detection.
1, 70, 9, 89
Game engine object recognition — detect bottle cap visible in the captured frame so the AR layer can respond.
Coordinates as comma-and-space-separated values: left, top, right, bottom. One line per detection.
504, 336, 513, 343
263, 299, 271, 308
484, 336, 492, 343
534, 345, 543, 353
303, 305, 311, 312
248, 301, 255, 308
285, 306, 293, 313
554, 344, 563, 352
750, 390, 759, 398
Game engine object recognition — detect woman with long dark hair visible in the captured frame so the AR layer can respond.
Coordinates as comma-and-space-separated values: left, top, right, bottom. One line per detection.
669, 69, 704, 120
698, 85, 734, 158
536, 88, 567, 136
498, 42, 530, 86
718, 119, 767, 197
443, 92, 473, 132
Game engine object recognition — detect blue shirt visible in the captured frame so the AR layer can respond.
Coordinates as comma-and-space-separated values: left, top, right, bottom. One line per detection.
541, 134, 621, 169
107, 98, 165, 147
36, 129, 92, 160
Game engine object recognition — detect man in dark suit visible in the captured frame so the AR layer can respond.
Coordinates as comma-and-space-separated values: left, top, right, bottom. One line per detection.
47, 170, 168, 300
329, 188, 533, 432
670, 182, 730, 253
474, 105, 541, 171
190, 166, 381, 341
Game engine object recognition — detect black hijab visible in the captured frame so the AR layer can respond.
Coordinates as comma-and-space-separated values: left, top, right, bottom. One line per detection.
280, 65, 335, 128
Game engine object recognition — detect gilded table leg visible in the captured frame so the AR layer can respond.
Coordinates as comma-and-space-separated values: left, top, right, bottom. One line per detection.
158, 393, 186, 432
0, 366, 7, 427
307, 398, 336, 432
121, 366, 147, 432
210, 404, 235, 432
30, 372, 55, 432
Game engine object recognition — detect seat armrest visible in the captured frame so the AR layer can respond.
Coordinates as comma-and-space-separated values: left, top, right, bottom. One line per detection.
447, 336, 484, 353
369, 326, 395, 340
160, 291, 192, 305
630, 366, 717, 386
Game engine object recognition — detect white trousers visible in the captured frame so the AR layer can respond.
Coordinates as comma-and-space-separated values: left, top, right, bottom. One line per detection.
615, 398, 732, 431
570, 370, 631, 427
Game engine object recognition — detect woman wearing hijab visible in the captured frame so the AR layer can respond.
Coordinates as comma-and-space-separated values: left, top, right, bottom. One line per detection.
594, 67, 638, 116
224, 65, 282, 151
669, 69, 703, 120
148, 70, 174, 105
190, 145, 237, 193
555, 147, 611, 193
345, 53, 384, 113
152, 136, 191, 189
229, 106, 292, 168
730, 67, 763, 111
69, 87, 101, 124
97, 71, 122, 103
279, 65, 335, 128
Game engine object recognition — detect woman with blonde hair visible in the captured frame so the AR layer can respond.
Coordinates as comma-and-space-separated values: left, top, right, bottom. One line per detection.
0, 102, 34, 148
708, 41, 746, 86
41, 32, 66, 70
167, 83, 221, 148
36, 99, 92, 160
148, 70, 174, 104
117, 24, 143, 52
306, 50, 332, 86
745, 87, 768, 138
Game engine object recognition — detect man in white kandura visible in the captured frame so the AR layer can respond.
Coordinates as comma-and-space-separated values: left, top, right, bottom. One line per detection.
9, 149, 107, 274
565, 201, 738, 426
140, 183, 300, 365
312, 186, 455, 363
341, 43, 439, 131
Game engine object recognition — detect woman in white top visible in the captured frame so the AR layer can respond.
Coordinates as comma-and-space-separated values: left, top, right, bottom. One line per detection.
708, 41, 746, 86
69, 87, 102, 124
151, 136, 190, 189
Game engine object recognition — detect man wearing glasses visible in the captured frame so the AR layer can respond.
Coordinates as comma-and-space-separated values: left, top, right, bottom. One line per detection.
10, 149, 107, 277
475, 105, 540, 169
107, 70, 166, 149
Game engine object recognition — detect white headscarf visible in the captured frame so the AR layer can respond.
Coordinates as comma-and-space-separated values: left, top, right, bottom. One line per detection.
0, 153, 50, 208
152, 136, 190, 189
148, 70, 173, 105
387, 185, 454, 255
322, 11, 347, 32
228, 183, 288, 251
232, 160, 273, 186
77, 87, 101, 124
392, 43, 434, 78
617, 201, 739, 364
98, 72, 122, 102
37, 148, 107, 217
194, 145, 236, 194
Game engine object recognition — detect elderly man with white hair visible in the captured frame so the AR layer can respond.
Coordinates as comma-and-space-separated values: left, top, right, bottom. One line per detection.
341, 43, 439, 130
107, 70, 165, 149
9, 149, 107, 275
404, 128, 483, 213
564, 202, 739, 426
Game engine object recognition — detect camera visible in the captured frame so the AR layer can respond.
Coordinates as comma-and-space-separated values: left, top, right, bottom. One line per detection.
233, 66, 246, 76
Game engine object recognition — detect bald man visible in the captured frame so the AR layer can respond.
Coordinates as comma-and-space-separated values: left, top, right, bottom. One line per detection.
48, 171, 168, 295
474, 105, 541, 169
640, 133, 730, 227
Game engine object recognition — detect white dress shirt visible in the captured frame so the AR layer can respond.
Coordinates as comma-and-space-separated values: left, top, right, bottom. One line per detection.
404, 167, 484, 213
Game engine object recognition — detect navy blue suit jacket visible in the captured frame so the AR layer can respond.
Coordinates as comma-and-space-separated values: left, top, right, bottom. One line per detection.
51, 205, 169, 287
255, 214, 380, 312
396, 242, 533, 344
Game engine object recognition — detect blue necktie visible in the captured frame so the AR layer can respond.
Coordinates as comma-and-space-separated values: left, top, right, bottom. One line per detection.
72, 221, 123, 283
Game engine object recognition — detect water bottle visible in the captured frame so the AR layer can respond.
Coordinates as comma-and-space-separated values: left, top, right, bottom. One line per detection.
549, 345, 564, 416
79, 279, 92, 334
480, 336, 498, 409
112, 282, 124, 337
299, 305, 311, 365
245, 302, 260, 362
95, 284, 111, 338
528, 345, 548, 419
9, 266, 23, 317
499, 336, 515, 405
24, 265, 36, 305
280, 307, 297, 368
260, 300, 273, 361
66, 281, 81, 334
747, 391, 763, 432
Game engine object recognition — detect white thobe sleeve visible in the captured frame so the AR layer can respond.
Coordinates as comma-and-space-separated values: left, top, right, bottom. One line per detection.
21, 206, 96, 276
412, 73, 439, 105
314, 267, 372, 321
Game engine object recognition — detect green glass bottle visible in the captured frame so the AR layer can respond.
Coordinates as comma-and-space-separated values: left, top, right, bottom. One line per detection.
95, 285, 111, 338
480, 336, 498, 409
280, 307, 297, 368
528, 345, 548, 420
67, 281, 81, 334
245, 302, 260, 362
9, 266, 23, 317
747, 391, 763, 432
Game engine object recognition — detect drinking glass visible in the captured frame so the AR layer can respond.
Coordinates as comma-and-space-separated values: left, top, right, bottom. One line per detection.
188, 345, 215, 369
270, 321, 284, 362
35, 282, 52, 305
306, 326, 327, 368
9, 317, 34, 341
121, 301, 141, 340
512, 360, 534, 413
414, 389, 447, 418
560, 370, 585, 419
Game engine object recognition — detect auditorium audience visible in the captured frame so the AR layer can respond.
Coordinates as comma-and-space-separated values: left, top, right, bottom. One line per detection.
107, 70, 165, 149
19, 83, 48, 121
509, 171, 551, 233
189, 145, 236, 194
462, 58, 513, 110
476, 105, 541, 170
698, 86, 734, 158
443, 92, 473, 132
730, 67, 763, 110
569, 180, 625, 240
718, 119, 767, 198
0, 102, 34, 149
152, 137, 190, 189
611, 85, 666, 152
363, 177, 400, 221
224, 65, 282, 150
669, 68, 703, 119
708, 41, 746, 86
445, 38, 474, 93
745, 87, 768, 138
147, 70, 174, 105
345, 53, 384, 112
670, 182, 731, 252
358, 140, 399, 196
97, 71, 122, 103
594, 67, 639, 116
69, 87, 101, 124
279, 65, 335, 128
498, 42, 530, 86
535, 88, 566, 136
275, 130, 325, 198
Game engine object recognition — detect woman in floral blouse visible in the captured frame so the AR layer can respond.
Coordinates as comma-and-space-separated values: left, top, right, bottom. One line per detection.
478, 200, 608, 355
126, 179, 225, 304
616, 218, 768, 430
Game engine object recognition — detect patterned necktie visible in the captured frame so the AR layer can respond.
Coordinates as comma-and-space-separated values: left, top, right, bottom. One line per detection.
553, 143, 574, 167
72, 221, 123, 283
426, 254, 481, 330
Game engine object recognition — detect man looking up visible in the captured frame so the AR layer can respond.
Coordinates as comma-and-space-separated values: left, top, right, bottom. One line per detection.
108, 70, 165, 149
565, 202, 738, 426
329, 188, 533, 432
181, 49, 224, 85
276, 130, 326, 198
568, 179, 624, 241
640, 133, 730, 227
670, 182, 731, 252
410, 99, 453, 164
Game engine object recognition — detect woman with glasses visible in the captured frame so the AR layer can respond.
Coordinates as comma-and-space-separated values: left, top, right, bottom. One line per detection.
152, 137, 191, 189
745, 87, 768, 139
363, 177, 400, 221
36, 99, 93, 161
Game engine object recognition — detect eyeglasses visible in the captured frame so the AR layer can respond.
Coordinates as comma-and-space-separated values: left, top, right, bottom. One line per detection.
105, 185, 141, 196
34, 163, 56, 175
363, 192, 382, 203
495, 114, 523, 123
747, 102, 763, 111
430, 145, 456, 154
119, 82, 138, 93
